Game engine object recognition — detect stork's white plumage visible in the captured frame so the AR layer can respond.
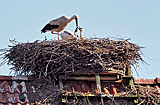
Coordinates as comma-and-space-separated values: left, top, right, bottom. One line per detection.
60, 30, 78, 40
41, 14, 79, 40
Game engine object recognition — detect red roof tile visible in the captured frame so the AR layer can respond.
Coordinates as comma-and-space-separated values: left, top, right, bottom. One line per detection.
134, 78, 156, 85
0, 76, 29, 104
156, 78, 160, 84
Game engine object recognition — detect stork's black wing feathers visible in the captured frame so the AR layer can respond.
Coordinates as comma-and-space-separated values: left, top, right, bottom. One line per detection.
41, 24, 59, 33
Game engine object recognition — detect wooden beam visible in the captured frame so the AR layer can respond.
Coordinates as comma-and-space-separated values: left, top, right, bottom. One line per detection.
95, 73, 101, 94
59, 75, 118, 81
66, 72, 118, 76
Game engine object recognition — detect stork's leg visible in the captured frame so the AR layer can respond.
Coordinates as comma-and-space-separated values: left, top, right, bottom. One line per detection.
51, 31, 60, 40
58, 32, 59, 40
51, 31, 57, 34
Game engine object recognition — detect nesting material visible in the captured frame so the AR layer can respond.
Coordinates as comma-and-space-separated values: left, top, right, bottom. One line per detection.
0, 38, 145, 77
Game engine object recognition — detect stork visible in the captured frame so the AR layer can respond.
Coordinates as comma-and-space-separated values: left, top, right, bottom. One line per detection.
60, 28, 78, 40
78, 26, 86, 40
41, 14, 79, 40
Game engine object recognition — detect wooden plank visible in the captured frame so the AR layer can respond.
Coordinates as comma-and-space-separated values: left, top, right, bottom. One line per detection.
95, 73, 101, 94
59, 75, 118, 81
66, 72, 119, 76
103, 79, 122, 83
101, 77, 117, 80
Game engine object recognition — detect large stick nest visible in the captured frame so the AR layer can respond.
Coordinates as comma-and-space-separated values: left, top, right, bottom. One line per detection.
0, 38, 146, 78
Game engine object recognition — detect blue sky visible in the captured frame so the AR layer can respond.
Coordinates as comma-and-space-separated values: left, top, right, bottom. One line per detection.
0, 0, 160, 79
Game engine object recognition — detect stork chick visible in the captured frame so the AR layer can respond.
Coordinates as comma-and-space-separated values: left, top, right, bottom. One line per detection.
60, 28, 78, 40
78, 26, 86, 40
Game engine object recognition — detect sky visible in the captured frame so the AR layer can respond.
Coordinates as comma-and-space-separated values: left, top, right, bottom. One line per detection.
0, 0, 160, 79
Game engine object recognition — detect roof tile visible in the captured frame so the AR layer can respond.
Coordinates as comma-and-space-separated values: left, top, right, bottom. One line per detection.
134, 78, 156, 85
156, 78, 160, 84
0, 76, 29, 104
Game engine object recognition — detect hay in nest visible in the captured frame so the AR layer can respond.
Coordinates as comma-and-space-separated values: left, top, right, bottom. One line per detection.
0, 38, 146, 78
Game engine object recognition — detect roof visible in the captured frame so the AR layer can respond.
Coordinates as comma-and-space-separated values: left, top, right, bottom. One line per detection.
134, 78, 160, 85
0, 75, 29, 104
0, 74, 159, 104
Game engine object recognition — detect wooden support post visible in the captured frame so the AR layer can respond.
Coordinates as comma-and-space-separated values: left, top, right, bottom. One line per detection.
129, 78, 135, 89
95, 73, 102, 94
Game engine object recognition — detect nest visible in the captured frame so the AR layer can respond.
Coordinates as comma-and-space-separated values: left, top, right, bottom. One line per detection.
0, 37, 153, 104
0, 37, 146, 78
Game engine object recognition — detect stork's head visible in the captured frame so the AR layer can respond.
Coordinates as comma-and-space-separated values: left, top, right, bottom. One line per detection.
78, 26, 83, 32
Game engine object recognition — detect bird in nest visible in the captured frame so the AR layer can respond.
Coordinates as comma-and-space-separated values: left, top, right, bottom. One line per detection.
41, 14, 79, 40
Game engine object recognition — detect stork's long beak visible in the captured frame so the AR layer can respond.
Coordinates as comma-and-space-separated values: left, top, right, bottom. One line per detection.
75, 18, 78, 28
74, 27, 79, 37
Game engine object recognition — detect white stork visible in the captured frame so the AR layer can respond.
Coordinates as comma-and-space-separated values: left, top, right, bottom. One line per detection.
78, 26, 86, 40
60, 28, 78, 40
41, 14, 79, 40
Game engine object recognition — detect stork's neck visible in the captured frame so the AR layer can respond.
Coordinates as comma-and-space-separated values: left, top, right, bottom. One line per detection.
69, 15, 78, 23
68, 16, 75, 23
80, 30, 83, 38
